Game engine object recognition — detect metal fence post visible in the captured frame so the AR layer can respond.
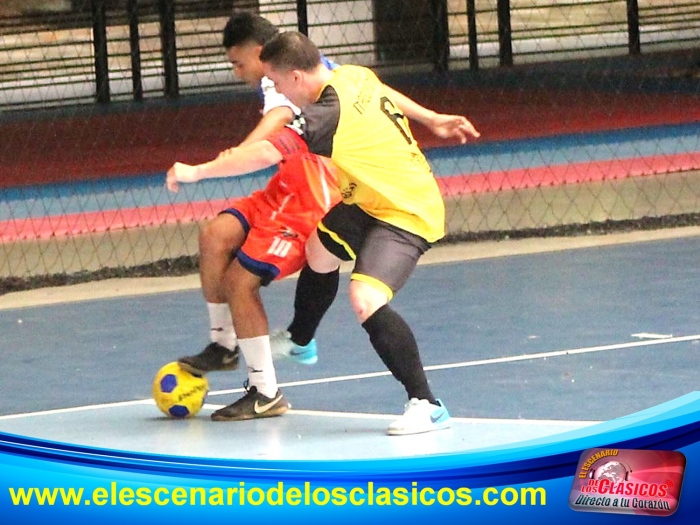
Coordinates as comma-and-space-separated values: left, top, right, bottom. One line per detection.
497, 0, 513, 66
127, 0, 143, 101
627, 0, 641, 55
159, 0, 179, 98
466, 0, 479, 70
91, 0, 110, 103
431, 0, 450, 73
296, 0, 308, 35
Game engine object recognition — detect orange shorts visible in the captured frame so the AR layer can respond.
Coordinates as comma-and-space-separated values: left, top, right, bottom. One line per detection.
222, 196, 310, 286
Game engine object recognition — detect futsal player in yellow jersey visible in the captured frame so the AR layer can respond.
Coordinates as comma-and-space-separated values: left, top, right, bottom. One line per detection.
261, 32, 467, 435
168, 31, 480, 434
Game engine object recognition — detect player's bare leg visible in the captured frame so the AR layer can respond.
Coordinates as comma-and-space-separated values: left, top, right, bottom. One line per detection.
178, 214, 246, 375
211, 260, 289, 421
199, 213, 247, 304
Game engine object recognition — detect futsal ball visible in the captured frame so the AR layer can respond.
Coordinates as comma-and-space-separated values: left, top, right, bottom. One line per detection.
152, 362, 209, 419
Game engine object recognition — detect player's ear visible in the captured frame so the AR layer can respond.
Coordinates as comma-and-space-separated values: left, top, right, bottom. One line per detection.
292, 69, 304, 85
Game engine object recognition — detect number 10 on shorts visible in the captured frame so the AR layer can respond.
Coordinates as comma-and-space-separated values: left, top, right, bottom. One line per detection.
267, 237, 293, 258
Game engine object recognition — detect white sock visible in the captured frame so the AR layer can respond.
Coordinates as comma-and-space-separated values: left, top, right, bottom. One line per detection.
238, 335, 278, 398
207, 302, 237, 350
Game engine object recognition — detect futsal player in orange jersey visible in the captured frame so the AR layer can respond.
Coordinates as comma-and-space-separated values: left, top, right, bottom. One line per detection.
178, 12, 340, 376
171, 13, 340, 420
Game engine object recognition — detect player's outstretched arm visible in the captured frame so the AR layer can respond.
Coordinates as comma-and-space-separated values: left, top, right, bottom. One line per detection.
166, 140, 283, 192
384, 86, 480, 143
215, 106, 295, 158
239, 106, 295, 147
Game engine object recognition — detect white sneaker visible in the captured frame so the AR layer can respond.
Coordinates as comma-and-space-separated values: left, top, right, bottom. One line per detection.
269, 330, 318, 365
387, 398, 451, 436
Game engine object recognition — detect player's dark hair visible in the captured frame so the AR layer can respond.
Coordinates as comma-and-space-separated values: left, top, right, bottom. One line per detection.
222, 11, 279, 49
259, 31, 322, 72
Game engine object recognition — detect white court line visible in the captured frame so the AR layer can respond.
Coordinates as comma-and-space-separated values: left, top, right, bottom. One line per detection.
207, 333, 700, 395
631, 333, 673, 339
2, 334, 697, 422
423, 334, 700, 372
0, 399, 154, 421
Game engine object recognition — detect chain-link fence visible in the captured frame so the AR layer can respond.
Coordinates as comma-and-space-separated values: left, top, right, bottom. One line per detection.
1, 0, 699, 292
3, 1, 698, 106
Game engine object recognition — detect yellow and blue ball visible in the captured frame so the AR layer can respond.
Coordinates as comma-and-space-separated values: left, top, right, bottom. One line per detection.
152, 362, 208, 418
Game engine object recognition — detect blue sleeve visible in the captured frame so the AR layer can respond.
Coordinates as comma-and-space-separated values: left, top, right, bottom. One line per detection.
320, 53, 338, 70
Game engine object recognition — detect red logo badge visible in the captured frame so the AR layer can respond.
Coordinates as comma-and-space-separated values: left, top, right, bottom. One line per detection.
569, 448, 685, 516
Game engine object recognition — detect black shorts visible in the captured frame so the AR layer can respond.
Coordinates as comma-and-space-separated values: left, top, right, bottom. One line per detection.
317, 203, 431, 298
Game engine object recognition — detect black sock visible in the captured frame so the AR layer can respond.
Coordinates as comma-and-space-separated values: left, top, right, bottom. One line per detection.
287, 265, 339, 346
361, 305, 436, 403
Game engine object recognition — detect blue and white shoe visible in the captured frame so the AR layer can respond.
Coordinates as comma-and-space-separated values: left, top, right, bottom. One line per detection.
270, 330, 318, 365
386, 398, 451, 436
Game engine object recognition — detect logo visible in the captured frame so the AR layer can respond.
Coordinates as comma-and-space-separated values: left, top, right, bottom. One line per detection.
289, 115, 306, 135
569, 448, 686, 517
341, 182, 357, 199
430, 409, 446, 424
254, 394, 283, 414
279, 227, 298, 238
267, 237, 293, 257
222, 352, 238, 365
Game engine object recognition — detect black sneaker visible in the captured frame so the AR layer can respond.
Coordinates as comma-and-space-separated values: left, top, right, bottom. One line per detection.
211, 385, 290, 421
178, 342, 239, 375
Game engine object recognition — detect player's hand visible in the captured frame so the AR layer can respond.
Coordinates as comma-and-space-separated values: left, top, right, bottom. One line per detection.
166, 162, 199, 192
216, 147, 235, 159
428, 114, 480, 143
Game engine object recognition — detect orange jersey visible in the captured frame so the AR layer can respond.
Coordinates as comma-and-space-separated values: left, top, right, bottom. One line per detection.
226, 146, 340, 283
252, 151, 340, 236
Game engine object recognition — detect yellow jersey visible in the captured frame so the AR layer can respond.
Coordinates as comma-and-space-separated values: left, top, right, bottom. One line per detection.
290, 65, 445, 243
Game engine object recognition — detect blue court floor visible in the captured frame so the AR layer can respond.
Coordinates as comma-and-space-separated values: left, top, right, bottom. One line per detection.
0, 231, 699, 460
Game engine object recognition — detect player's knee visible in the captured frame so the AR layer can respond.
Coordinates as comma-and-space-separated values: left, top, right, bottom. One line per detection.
349, 281, 388, 323
199, 219, 226, 254
200, 214, 242, 255
305, 232, 340, 273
